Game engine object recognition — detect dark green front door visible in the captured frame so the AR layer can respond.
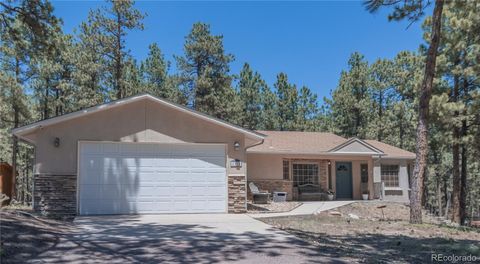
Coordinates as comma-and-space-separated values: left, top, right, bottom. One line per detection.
336, 162, 353, 199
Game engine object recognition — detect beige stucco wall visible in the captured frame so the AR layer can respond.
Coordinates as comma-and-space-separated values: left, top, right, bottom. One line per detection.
247, 153, 375, 200
247, 154, 284, 180
25, 99, 257, 175
375, 158, 412, 202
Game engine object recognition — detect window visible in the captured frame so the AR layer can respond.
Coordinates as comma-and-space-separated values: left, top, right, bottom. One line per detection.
361, 164, 368, 183
381, 165, 399, 187
283, 160, 290, 180
293, 163, 319, 187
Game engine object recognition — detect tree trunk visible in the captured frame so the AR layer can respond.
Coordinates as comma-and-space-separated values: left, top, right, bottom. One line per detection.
460, 141, 467, 224
43, 82, 49, 120
378, 90, 383, 141
437, 176, 442, 217
115, 12, 123, 99
11, 108, 19, 201
11, 57, 21, 201
409, 0, 444, 224
399, 111, 405, 149
459, 78, 469, 224
452, 75, 461, 224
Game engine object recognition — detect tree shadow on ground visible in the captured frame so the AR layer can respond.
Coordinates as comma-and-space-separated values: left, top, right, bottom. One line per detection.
282, 227, 480, 263
15, 215, 340, 264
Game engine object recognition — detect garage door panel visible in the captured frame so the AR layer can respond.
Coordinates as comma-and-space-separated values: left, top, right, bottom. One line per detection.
79, 184, 102, 200
204, 173, 226, 182
136, 186, 159, 196
100, 184, 123, 200
205, 185, 225, 195
206, 200, 225, 211
172, 200, 190, 211
172, 186, 191, 196
155, 186, 173, 195
191, 200, 208, 209
165, 158, 190, 167
190, 185, 209, 195
101, 143, 120, 154
80, 172, 100, 185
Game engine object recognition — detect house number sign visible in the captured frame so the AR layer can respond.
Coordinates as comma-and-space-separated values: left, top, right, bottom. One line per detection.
230, 159, 242, 168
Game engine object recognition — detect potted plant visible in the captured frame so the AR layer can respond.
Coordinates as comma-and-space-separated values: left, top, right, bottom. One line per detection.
327, 189, 335, 201
362, 190, 369, 200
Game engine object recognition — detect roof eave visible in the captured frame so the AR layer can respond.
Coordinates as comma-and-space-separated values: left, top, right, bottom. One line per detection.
378, 155, 416, 160
246, 150, 387, 156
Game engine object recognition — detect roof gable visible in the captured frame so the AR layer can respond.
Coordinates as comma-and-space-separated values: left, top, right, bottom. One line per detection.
12, 94, 265, 140
328, 138, 384, 155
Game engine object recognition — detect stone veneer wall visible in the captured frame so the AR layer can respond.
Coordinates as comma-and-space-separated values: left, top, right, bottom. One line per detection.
34, 174, 77, 220
228, 175, 247, 213
247, 180, 293, 201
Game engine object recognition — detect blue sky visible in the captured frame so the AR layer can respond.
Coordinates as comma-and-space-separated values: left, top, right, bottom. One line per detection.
52, 1, 427, 102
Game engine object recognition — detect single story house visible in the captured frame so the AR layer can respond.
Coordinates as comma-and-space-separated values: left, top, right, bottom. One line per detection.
12, 94, 415, 218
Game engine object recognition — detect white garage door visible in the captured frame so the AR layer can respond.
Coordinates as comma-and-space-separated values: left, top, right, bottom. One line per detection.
78, 142, 227, 215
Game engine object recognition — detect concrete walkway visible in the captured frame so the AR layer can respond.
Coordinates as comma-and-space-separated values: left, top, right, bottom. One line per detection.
248, 200, 354, 218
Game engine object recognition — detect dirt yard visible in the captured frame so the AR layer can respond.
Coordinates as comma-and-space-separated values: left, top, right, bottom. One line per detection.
0, 210, 75, 263
261, 202, 480, 264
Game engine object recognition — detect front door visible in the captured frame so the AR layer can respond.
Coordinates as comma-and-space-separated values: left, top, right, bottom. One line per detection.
336, 162, 353, 199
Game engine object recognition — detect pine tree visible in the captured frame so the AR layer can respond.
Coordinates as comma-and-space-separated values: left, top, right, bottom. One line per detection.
176, 22, 236, 120
31, 30, 75, 119
296, 86, 319, 131
369, 59, 395, 141
329, 52, 371, 138
259, 85, 278, 130
93, 0, 144, 100
274, 73, 298, 131
237, 63, 265, 130
71, 12, 107, 108
387, 51, 422, 151
140, 43, 183, 103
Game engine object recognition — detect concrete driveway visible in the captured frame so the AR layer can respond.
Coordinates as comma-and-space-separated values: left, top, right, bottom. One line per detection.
31, 214, 340, 264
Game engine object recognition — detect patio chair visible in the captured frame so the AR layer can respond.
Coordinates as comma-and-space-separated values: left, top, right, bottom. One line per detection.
248, 182, 270, 204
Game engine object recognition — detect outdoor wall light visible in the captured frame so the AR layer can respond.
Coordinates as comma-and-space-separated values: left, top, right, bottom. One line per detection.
54, 137, 60, 148
233, 141, 240, 151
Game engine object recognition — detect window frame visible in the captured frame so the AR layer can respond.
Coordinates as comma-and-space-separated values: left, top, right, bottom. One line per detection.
282, 160, 290, 180
361, 163, 368, 183
381, 164, 400, 187
292, 162, 319, 187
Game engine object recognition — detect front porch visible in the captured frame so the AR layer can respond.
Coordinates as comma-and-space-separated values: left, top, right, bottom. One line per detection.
247, 157, 375, 202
